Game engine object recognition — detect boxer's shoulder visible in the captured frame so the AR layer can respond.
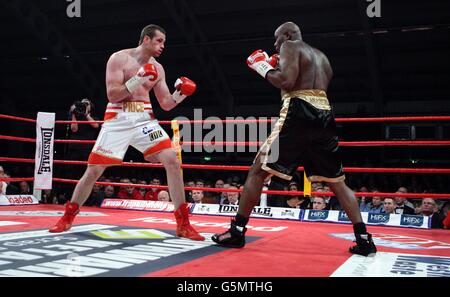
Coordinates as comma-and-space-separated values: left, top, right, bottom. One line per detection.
149, 57, 165, 77
109, 49, 130, 64
149, 57, 163, 68
280, 40, 303, 54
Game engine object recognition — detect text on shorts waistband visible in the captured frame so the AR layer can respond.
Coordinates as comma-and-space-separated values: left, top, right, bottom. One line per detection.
282, 89, 331, 110
106, 102, 152, 113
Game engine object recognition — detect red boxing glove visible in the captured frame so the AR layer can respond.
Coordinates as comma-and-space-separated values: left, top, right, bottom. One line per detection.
137, 64, 158, 81
173, 77, 196, 103
246, 49, 274, 78
267, 54, 279, 68
125, 63, 158, 93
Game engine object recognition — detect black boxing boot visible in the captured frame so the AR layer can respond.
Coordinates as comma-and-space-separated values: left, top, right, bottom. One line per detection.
349, 233, 377, 256
211, 218, 247, 248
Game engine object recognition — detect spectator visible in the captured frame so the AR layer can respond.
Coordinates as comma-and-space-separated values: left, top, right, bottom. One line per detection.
0, 169, 19, 195
312, 196, 328, 210
67, 98, 100, 162
442, 211, 450, 229
285, 196, 301, 208
185, 180, 195, 202
42, 189, 58, 204
195, 179, 205, 188
382, 198, 397, 214
443, 203, 450, 229
103, 185, 116, 199
202, 182, 219, 204
359, 190, 383, 213
358, 186, 369, 205
215, 179, 225, 189
283, 182, 309, 209
137, 179, 148, 198
118, 178, 143, 200
394, 187, 415, 215
219, 183, 230, 204
312, 182, 324, 191
192, 190, 204, 204
266, 176, 286, 207
157, 190, 170, 202
64, 99, 100, 194
56, 192, 68, 205
0, 166, 7, 195
413, 200, 422, 215
224, 186, 239, 205
418, 198, 443, 229
145, 178, 161, 200
85, 183, 105, 207
19, 181, 32, 195
202, 181, 216, 202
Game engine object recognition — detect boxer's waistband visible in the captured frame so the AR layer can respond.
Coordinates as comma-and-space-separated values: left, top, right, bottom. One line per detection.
106, 102, 152, 113
282, 89, 331, 110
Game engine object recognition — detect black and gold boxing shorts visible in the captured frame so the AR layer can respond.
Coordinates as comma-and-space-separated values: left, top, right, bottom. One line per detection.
256, 89, 345, 183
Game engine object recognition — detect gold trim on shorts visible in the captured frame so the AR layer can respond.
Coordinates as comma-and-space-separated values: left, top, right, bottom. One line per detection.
308, 175, 346, 183
261, 164, 293, 181
282, 89, 331, 110
258, 98, 293, 181
122, 102, 145, 112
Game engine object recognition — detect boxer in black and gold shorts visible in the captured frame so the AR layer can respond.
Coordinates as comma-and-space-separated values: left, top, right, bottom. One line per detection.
212, 22, 377, 256
258, 89, 344, 183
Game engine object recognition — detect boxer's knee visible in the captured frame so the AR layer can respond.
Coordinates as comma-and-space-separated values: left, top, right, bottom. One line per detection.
160, 150, 181, 171
83, 165, 106, 182
248, 162, 269, 182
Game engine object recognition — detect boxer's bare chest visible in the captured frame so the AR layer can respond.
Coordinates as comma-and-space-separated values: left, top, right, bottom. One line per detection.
123, 55, 162, 92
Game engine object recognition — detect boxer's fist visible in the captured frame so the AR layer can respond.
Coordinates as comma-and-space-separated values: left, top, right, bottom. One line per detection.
173, 77, 196, 103
246, 50, 269, 67
125, 63, 158, 93
136, 63, 158, 81
246, 49, 274, 78
267, 54, 279, 68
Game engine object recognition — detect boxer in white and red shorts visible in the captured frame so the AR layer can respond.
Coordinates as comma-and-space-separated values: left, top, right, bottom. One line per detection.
50, 24, 204, 241
88, 102, 172, 165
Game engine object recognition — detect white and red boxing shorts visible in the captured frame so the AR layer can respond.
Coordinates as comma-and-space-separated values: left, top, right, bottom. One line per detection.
88, 102, 172, 165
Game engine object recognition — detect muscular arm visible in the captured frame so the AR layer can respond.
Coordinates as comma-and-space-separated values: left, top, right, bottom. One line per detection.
86, 114, 100, 129
152, 66, 178, 111
105, 52, 130, 103
266, 41, 299, 91
70, 113, 78, 133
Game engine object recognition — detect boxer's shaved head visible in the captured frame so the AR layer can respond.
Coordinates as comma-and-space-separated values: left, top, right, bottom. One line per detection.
139, 24, 166, 45
275, 22, 301, 40
273, 22, 302, 52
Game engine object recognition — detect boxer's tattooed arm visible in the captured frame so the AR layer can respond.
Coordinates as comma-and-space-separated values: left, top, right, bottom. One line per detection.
266, 41, 299, 91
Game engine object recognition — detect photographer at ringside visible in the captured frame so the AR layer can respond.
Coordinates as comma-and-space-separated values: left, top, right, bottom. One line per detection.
64, 99, 100, 186
67, 98, 100, 161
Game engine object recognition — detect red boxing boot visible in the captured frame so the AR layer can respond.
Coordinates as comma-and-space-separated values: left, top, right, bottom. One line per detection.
174, 203, 205, 241
49, 202, 80, 233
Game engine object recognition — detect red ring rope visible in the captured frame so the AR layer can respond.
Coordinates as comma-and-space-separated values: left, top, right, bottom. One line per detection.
2, 113, 450, 125
2, 135, 450, 147
1, 157, 450, 174
1, 177, 449, 199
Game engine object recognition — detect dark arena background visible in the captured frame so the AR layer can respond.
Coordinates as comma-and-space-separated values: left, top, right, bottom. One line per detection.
0, 0, 449, 288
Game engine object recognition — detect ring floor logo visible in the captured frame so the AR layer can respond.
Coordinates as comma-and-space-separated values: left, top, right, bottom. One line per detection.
0, 224, 260, 277
330, 233, 450, 250
331, 252, 450, 277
